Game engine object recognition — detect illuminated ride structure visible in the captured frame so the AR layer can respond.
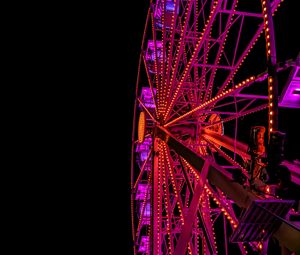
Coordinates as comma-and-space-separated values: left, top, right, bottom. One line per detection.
131, 0, 300, 254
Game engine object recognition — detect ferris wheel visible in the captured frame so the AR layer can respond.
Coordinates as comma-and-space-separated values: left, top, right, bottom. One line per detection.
130, 0, 300, 254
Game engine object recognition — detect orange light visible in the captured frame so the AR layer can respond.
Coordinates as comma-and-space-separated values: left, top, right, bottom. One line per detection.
138, 111, 146, 143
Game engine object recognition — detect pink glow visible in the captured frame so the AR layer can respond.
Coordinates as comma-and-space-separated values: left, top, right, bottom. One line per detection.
136, 137, 152, 161
145, 40, 163, 62
138, 236, 150, 252
280, 66, 300, 108
141, 87, 156, 108
135, 184, 150, 200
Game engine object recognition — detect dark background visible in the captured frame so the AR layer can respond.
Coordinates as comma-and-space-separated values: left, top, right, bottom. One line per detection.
73, 0, 299, 253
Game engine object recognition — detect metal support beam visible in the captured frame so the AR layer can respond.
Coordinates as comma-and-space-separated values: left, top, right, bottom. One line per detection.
174, 160, 210, 255
219, 10, 263, 18
152, 138, 160, 255
202, 129, 250, 161
179, 158, 215, 254
261, 0, 279, 140
156, 126, 255, 208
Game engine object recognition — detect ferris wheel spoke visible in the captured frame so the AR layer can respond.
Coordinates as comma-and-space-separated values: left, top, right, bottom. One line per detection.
133, 148, 153, 191
174, 160, 210, 255
204, 0, 238, 102
153, 139, 163, 255
137, 98, 158, 124
216, 0, 282, 95
201, 192, 218, 254
237, 98, 256, 113
165, 76, 255, 127
166, 11, 243, 115
162, 142, 196, 254
160, 0, 168, 115
150, 11, 164, 116
206, 184, 239, 226
178, 155, 216, 254
206, 185, 249, 255
168, 0, 194, 84
184, 157, 245, 254
210, 97, 251, 111
205, 139, 250, 178
180, 158, 219, 255
231, 15, 244, 70
202, 129, 250, 161
205, 103, 268, 129
164, 0, 224, 122
198, 40, 209, 104
165, 0, 180, 88
217, 27, 263, 95
162, 156, 176, 254
164, 0, 194, 117
167, 3, 245, 119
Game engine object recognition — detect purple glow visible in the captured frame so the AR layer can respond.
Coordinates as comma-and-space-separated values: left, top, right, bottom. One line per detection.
145, 40, 164, 74
140, 151, 148, 161
281, 160, 300, 185
141, 87, 156, 108
138, 236, 150, 252
279, 66, 300, 108
166, 1, 175, 12
136, 137, 152, 161
136, 137, 152, 152
145, 40, 163, 62
140, 202, 151, 217
154, 0, 177, 28
136, 184, 151, 200
139, 202, 151, 225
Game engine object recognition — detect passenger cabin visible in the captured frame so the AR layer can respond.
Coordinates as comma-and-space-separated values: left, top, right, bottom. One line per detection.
140, 87, 156, 109
138, 236, 150, 253
145, 40, 163, 74
279, 54, 300, 108
135, 184, 151, 200
154, 0, 177, 29
136, 136, 152, 162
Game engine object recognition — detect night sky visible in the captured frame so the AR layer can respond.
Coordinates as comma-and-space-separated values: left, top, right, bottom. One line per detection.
102, 0, 299, 253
